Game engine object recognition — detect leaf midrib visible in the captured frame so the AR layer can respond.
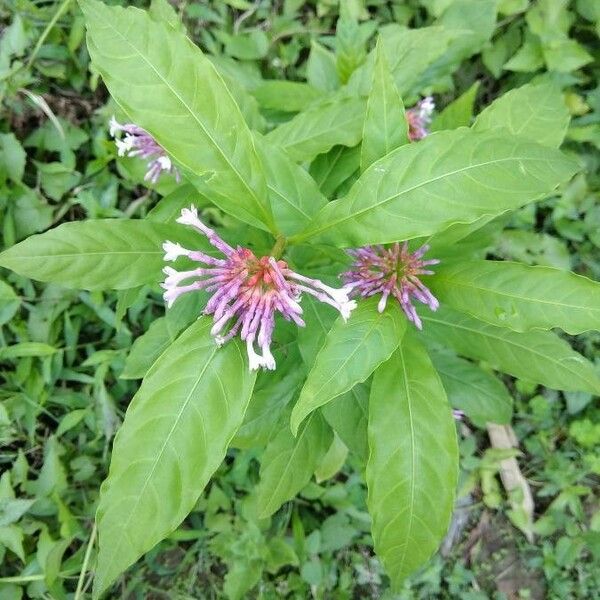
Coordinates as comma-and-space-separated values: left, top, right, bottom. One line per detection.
390, 345, 416, 576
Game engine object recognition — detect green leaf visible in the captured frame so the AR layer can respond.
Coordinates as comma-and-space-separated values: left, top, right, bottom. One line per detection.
295, 128, 579, 247
430, 260, 600, 335
265, 95, 366, 163
542, 39, 593, 73
255, 411, 332, 518
430, 81, 479, 132
0, 525, 25, 562
321, 383, 369, 462
0, 133, 26, 184
0, 219, 204, 290
473, 83, 570, 147
0, 280, 20, 326
254, 135, 327, 236
0, 498, 35, 527
309, 145, 361, 198
81, 0, 274, 232
335, 4, 368, 84
505, 33, 545, 72
290, 297, 406, 435
93, 318, 256, 597
306, 40, 339, 93
495, 230, 571, 270
223, 30, 269, 60
366, 338, 458, 589
421, 306, 600, 394
360, 40, 408, 173
0, 343, 57, 359
252, 81, 321, 113
55, 409, 89, 437
430, 351, 513, 427
314, 433, 348, 483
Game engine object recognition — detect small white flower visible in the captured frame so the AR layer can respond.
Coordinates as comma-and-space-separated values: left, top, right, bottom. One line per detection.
176, 206, 200, 227
162, 241, 189, 262
162, 287, 180, 308
339, 299, 357, 322
157, 155, 172, 170
246, 340, 265, 371
109, 115, 122, 137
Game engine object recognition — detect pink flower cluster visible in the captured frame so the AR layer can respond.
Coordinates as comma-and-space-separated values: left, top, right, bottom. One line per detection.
342, 242, 439, 329
406, 96, 435, 141
109, 117, 180, 184
162, 207, 356, 370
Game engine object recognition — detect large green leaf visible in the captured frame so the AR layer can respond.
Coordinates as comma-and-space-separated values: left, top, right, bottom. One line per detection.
430, 260, 600, 334
321, 383, 369, 462
293, 128, 579, 247
473, 83, 570, 147
265, 95, 366, 163
0, 219, 203, 290
360, 40, 408, 172
81, 0, 274, 232
255, 411, 332, 518
93, 319, 256, 597
254, 134, 327, 235
367, 338, 458, 589
290, 297, 406, 434
429, 351, 513, 427
422, 306, 600, 394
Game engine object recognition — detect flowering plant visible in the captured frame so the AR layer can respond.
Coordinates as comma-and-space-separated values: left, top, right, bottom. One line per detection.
1, 1, 599, 596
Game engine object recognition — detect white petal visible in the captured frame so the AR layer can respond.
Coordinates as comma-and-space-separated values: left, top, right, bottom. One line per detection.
162, 241, 189, 262
109, 115, 122, 137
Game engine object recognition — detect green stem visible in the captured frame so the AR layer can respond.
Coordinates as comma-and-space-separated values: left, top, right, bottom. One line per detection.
270, 235, 287, 259
74, 521, 97, 600
26, 0, 73, 69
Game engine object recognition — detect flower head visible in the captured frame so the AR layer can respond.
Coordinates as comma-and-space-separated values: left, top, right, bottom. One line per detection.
162, 206, 356, 370
342, 242, 439, 329
406, 96, 435, 141
109, 116, 180, 184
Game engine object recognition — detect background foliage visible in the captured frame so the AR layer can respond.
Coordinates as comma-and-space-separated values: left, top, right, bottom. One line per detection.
0, 0, 599, 598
